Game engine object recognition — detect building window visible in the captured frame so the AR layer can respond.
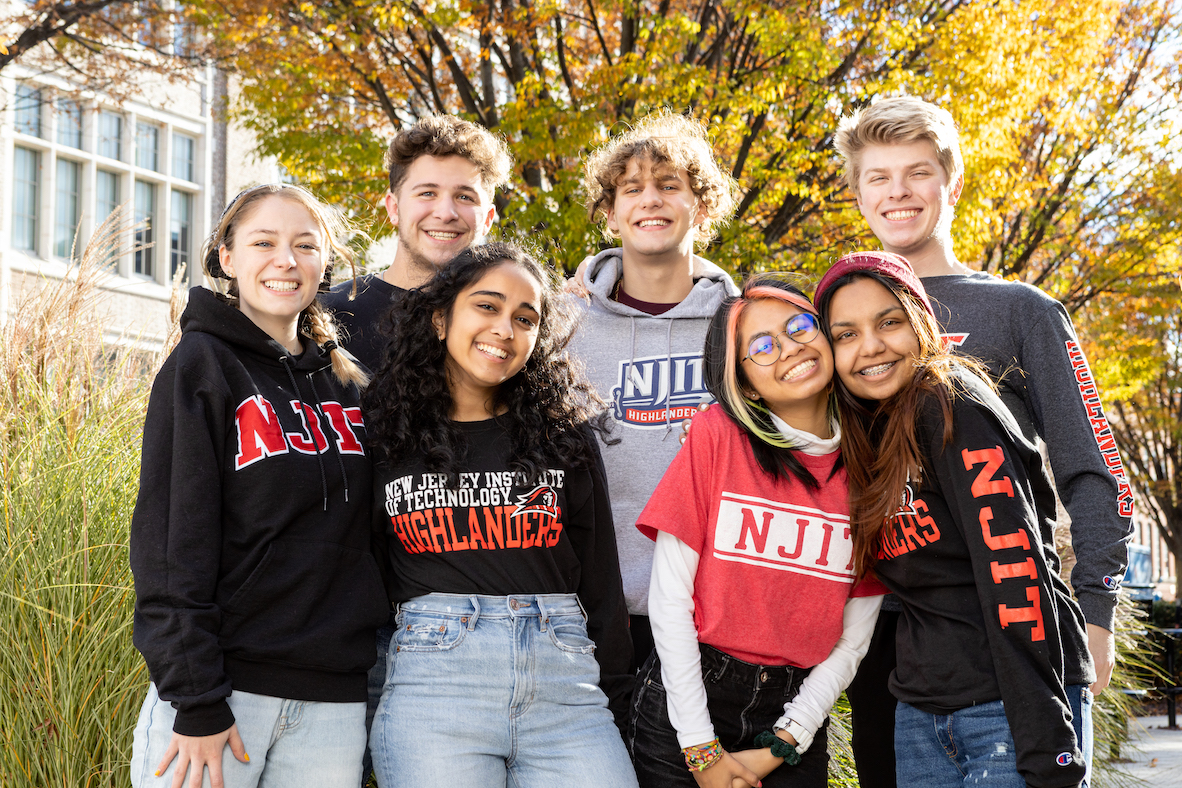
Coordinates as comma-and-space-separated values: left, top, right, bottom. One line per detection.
12, 147, 41, 252
96, 170, 122, 268
134, 180, 156, 277
98, 111, 123, 161
14, 84, 42, 137
57, 98, 83, 149
55, 159, 82, 259
172, 133, 195, 181
96, 170, 121, 225
171, 190, 193, 281
136, 122, 160, 171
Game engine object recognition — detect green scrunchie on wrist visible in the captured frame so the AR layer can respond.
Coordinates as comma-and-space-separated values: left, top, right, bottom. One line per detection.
754, 730, 802, 766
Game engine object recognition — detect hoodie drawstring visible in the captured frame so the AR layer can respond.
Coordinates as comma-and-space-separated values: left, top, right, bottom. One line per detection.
280, 356, 331, 511
306, 369, 351, 505
663, 317, 675, 438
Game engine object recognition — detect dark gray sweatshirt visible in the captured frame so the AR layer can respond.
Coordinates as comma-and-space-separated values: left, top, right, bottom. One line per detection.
923, 272, 1134, 633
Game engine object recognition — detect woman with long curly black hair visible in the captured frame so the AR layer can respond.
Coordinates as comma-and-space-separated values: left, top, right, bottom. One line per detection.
362, 242, 638, 787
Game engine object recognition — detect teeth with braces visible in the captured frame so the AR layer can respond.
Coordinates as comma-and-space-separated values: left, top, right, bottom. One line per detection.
859, 361, 895, 376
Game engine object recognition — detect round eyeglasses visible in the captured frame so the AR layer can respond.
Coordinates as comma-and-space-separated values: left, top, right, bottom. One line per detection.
742, 313, 821, 365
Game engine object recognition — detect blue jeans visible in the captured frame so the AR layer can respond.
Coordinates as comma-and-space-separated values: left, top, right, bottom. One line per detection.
894, 699, 1025, 788
130, 684, 365, 788
370, 593, 637, 788
1066, 684, 1093, 788
628, 645, 829, 788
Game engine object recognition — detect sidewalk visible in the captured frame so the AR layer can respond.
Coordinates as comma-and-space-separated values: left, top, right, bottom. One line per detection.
1116, 715, 1182, 783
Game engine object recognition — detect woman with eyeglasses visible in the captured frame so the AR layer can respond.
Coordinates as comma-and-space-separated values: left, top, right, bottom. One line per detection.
628, 276, 886, 788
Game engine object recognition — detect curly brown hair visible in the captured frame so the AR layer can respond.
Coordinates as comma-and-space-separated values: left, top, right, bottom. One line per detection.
583, 111, 737, 247
386, 115, 513, 196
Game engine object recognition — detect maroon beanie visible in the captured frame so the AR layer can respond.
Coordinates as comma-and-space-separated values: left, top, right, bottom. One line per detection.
813, 251, 935, 316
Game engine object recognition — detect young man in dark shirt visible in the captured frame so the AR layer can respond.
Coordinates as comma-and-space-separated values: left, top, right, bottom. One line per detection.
834, 96, 1133, 788
320, 115, 512, 784
321, 115, 512, 370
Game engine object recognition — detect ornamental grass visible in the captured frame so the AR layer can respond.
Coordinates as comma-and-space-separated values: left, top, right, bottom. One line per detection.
0, 211, 173, 786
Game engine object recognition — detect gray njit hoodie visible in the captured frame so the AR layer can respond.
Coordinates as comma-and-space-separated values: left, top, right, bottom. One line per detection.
568, 248, 739, 615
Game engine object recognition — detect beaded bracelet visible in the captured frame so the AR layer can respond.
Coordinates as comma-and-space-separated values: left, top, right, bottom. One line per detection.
755, 730, 802, 766
682, 738, 723, 772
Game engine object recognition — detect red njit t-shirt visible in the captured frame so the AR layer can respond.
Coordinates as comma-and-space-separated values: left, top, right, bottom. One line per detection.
638, 407, 886, 667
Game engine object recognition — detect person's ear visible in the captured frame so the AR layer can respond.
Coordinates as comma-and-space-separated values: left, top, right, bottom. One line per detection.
384, 191, 399, 229
948, 173, 964, 206
219, 245, 235, 278
432, 310, 446, 340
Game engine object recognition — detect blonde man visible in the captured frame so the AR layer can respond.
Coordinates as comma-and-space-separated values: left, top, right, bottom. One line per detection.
834, 96, 1132, 788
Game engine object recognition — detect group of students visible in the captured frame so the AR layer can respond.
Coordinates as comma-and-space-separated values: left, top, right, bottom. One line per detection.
127, 97, 1133, 788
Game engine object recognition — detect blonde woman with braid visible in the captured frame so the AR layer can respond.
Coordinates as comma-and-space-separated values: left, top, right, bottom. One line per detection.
630, 276, 885, 788
129, 184, 389, 788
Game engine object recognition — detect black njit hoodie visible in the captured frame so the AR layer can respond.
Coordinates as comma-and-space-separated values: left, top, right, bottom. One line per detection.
131, 287, 390, 736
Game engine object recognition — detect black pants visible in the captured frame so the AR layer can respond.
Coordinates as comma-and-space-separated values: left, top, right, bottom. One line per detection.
630, 614, 656, 674
628, 645, 828, 788
846, 609, 900, 788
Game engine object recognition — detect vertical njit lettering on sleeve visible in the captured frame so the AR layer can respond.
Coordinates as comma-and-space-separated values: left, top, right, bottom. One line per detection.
962, 447, 1015, 499
998, 586, 1046, 642
1065, 340, 1135, 517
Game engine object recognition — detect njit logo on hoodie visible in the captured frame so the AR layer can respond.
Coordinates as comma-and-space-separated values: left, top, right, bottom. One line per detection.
610, 352, 713, 429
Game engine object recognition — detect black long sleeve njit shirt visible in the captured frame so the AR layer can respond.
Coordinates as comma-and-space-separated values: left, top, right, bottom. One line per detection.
874, 370, 1090, 788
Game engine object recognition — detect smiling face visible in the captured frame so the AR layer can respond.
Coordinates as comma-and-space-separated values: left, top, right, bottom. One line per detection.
219, 194, 327, 353
606, 156, 707, 262
827, 276, 921, 401
855, 140, 962, 264
386, 154, 496, 286
737, 298, 833, 428
435, 261, 543, 420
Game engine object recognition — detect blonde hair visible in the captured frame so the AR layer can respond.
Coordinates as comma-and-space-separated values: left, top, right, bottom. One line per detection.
583, 110, 738, 246
834, 96, 964, 196
201, 184, 369, 388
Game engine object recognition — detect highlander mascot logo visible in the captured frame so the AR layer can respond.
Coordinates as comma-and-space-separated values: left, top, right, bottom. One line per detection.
513, 485, 560, 520
610, 353, 712, 428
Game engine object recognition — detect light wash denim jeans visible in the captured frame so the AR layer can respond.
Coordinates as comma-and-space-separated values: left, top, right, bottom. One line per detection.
130, 684, 365, 788
370, 593, 638, 788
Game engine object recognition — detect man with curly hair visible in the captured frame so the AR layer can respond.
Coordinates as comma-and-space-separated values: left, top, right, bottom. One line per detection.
319, 114, 512, 786
570, 111, 740, 670
322, 114, 513, 371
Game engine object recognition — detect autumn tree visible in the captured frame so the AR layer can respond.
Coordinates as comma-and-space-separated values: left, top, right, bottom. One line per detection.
1086, 275, 1182, 575
0, 0, 197, 98
194, 0, 1182, 294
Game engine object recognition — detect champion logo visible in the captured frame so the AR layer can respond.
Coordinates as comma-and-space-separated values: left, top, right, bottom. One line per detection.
1056, 752, 1073, 767
1103, 575, 1119, 590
